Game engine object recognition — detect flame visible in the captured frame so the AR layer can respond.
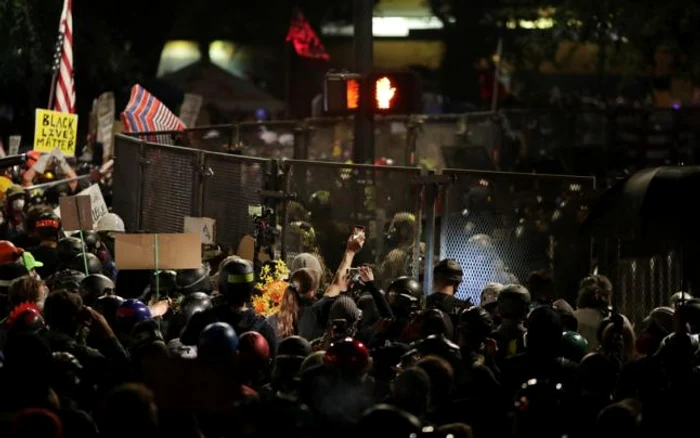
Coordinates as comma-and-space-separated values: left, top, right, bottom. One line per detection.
375, 76, 396, 110
346, 79, 359, 110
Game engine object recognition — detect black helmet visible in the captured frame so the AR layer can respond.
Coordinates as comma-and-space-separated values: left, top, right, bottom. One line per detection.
497, 284, 531, 319
433, 258, 463, 283
57, 237, 84, 264
180, 292, 213, 322
72, 230, 99, 252
79, 274, 115, 306
176, 265, 212, 295
95, 295, 125, 329
33, 212, 62, 233
218, 256, 255, 304
387, 276, 423, 317
68, 253, 102, 275
48, 269, 87, 293
149, 270, 177, 297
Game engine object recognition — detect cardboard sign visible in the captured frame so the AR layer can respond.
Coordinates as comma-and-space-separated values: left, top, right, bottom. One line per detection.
115, 234, 201, 270
59, 195, 93, 231
8, 136, 21, 156
95, 92, 115, 159
179, 93, 203, 128
184, 216, 216, 244
53, 184, 108, 228
34, 109, 78, 156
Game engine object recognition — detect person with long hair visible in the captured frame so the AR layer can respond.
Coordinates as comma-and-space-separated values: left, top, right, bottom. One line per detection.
269, 268, 318, 340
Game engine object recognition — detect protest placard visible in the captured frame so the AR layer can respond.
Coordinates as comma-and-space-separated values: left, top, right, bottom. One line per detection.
33, 108, 78, 156
8, 136, 21, 156
59, 195, 93, 231
184, 216, 216, 244
53, 184, 108, 228
115, 234, 201, 270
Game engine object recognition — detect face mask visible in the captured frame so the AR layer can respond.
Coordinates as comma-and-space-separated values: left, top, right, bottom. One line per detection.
11, 199, 25, 211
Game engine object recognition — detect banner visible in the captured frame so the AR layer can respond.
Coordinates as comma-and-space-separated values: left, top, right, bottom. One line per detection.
8, 136, 21, 156
34, 108, 78, 156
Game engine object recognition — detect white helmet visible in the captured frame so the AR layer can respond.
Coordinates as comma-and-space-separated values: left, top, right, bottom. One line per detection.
95, 213, 125, 233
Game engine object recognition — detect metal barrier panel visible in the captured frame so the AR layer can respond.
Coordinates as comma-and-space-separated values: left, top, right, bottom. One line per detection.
439, 169, 596, 303
237, 121, 297, 159
112, 135, 143, 231
128, 126, 234, 153
283, 160, 423, 286
201, 152, 267, 252
305, 118, 353, 162
139, 143, 199, 233
618, 252, 681, 328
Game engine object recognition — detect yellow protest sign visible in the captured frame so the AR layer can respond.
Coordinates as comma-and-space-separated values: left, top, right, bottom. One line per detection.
33, 108, 78, 157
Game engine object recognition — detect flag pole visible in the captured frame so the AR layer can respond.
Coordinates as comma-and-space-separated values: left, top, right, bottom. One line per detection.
48, 31, 65, 109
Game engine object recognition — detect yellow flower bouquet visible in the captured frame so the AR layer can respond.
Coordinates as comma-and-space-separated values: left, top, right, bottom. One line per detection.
252, 260, 290, 317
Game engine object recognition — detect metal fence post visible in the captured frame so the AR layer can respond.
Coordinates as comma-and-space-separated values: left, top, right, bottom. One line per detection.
136, 140, 147, 231
293, 120, 310, 160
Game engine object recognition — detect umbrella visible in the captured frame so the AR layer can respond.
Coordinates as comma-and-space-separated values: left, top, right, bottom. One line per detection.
581, 166, 700, 247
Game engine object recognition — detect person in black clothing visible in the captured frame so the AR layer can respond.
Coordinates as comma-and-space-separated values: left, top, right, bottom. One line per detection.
267, 268, 319, 340
26, 212, 62, 279
427, 259, 471, 319
182, 256, 278, 356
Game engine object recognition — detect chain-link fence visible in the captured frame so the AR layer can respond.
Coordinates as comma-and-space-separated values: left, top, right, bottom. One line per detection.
439, 169, 597, 303
617, 252, 682, 329
201, 152, 267, 251
281, 159, 424, 287
140, 143, 200, 233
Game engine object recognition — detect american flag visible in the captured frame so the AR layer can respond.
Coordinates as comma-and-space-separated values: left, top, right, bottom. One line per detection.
121, 84, 185, 144
53, 0, 75, 114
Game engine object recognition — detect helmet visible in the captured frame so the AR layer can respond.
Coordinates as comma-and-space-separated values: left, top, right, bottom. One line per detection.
176, 265, 212, 295
218, 256, 254, 302
79, 274, 115, 306
48, 269, 86, 292
5, 184, 25, 200
497, 284, 531, 319
277, 335, 312, 359
180, 292, 213, 321
198, 322, 239, 360
94, 295, 125, 328
57, 237, 84, 263
433, 258, 464, 283
72, 230, 99, 252
95, 213, 125, 233
560, 331, 589, 363
148, 270, 177, 297
68, 253, 103, 275
34, 213, 61, 232
308, 191, 331, 218
5, 302, 46, 333
323, 337, 370, 374
358, 404, 421, 436
671, 291, 693, 309
115, 299, 152, 333
238, 331, 271, 368
387, 276, 423, 317
513, 379, 566, 438
0, 241, 21, 264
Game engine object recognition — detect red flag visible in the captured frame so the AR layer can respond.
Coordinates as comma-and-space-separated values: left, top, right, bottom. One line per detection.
286, 9, 330, 60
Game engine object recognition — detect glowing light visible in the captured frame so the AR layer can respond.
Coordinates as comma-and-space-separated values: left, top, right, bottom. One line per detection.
375, 77, 396, 110
346, 79, 359, 110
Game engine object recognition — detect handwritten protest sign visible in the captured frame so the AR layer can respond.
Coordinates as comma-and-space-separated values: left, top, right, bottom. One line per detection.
184, 217, 216, 244
53, 184, 108, 229
33, 109, 78, 157
59, 195, 93, 230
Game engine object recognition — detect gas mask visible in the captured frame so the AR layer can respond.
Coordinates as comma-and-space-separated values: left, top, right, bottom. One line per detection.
11, 198, 25, 212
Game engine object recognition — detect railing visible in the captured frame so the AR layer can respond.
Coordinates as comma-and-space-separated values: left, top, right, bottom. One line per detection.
125, 108, 700, 175
113, 133, 680, 322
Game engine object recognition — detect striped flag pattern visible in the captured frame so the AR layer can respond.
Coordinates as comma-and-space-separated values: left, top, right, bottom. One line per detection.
53, 0, 76, 114
121, 84, 185, 144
